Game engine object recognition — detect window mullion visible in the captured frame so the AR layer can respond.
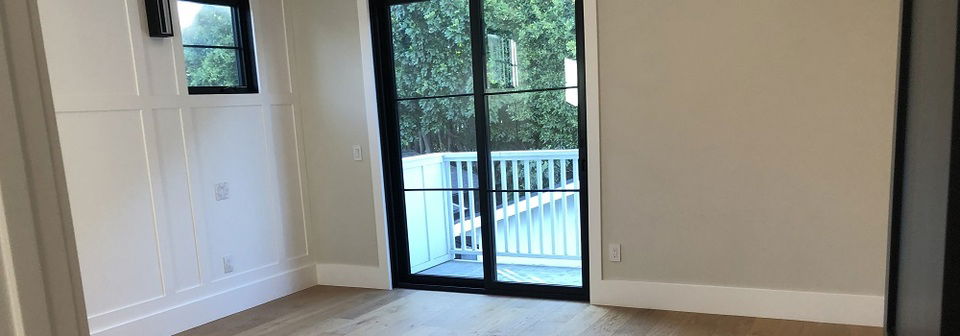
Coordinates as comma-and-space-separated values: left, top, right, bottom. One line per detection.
468, 0, 496, 288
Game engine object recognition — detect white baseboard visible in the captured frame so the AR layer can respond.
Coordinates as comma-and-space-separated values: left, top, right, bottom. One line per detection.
316, 263, 392, 290
92, 265, 318, 336
86, 264, 879, 335
591, 280, 884, 327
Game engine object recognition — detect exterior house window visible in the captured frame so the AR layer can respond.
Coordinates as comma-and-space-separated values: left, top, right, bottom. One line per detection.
487, 33, 519, 89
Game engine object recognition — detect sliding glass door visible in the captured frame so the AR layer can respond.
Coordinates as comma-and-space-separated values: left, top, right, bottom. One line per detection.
372, 0, 587, 299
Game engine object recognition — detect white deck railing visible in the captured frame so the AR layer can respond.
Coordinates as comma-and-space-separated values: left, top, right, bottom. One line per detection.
403, 150, 581, 272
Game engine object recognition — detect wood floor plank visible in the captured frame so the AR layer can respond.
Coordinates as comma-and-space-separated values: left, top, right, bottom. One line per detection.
177, 286, 884, 336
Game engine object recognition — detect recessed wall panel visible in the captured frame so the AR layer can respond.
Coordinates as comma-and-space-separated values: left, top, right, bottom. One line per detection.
269, 105, 308, 258
151, 109, 201, 290
37, 0, 139, 97
188, 106, 279, 279
143, 39, 181, 96
254, 0, 294, 94
57, 110, 164, 316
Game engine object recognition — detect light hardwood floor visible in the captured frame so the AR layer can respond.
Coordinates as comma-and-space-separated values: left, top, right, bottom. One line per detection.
178, 286, 883, 336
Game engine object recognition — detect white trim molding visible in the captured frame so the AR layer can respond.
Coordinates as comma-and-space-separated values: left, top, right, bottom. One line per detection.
316, 264, 391, 290
582, 0, 603, 301
0, 0, 90, 334
355, 0, 394, 291
593, 280, 885, 327
89, 265, 317, 336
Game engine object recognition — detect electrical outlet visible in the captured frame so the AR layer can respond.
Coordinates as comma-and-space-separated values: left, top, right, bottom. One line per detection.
215, 182, 229, 201
222, 255, 234, 274
609, 244, 621, 262
352, 145, 363, 161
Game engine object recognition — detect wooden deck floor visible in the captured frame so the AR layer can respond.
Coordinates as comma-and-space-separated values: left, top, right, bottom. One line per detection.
178, 286, 883, 336
417, 260, 583, 286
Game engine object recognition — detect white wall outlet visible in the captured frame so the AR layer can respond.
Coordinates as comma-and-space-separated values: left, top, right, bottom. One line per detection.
609, 243, 621, 262
222, 255, 234, 274
352, 145, 363, 161
214, 182, 230, 201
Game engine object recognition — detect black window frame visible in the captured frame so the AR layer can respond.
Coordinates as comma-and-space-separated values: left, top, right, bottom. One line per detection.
178, 0, 259, 95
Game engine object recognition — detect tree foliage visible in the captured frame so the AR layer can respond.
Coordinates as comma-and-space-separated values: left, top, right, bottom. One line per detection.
391, 0, 578, 155
182, 5, 240, 87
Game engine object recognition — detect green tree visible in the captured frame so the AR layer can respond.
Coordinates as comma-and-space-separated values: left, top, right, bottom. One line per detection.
391, 0, 578, 155
182, 5, 240, 87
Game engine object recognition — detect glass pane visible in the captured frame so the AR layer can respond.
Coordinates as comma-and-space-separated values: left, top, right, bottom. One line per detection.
487, 90, 579, 191
406, 190, 483, 279
493, 190, 581, 286
183, 47, 240, 87
400, 96, 478, 189
391, 0, 473, 99
484, 0, 577, 92
178, 1, 238, 47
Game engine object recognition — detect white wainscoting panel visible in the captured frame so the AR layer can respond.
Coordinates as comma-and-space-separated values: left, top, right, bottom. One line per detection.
37, 0, 315, 333
148, 108, 202, 292
141, 37, 182, 97
92, 264, 317, 336
268, 104, 309, 259
37, 0, 139, 98
252, 0, 295, 94
57, 110, 166, 317
188, 106, 280, 282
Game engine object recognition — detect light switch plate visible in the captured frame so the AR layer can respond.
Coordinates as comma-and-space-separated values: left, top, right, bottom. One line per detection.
352, 145, 363, 161
215, 182, 229, 201
222, 255, 234, 274
610, 244, 621, 262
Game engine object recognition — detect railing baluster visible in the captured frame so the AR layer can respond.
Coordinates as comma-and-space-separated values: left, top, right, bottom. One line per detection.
548, 159, 557, 256
573, 158, 581, 257
499, 158, 509, 254
467, 161, 477, 252
560, 158, 568, 256
537, 160, 545, 255
524, 160, 533, 255
493, 185, 501, 254
448, 159, 456, 254
511, 159, 521, 254
441, 161, 455, 256
456, 161, 467, 255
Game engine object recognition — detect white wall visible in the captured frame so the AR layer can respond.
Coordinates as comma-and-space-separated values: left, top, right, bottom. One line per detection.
36, 0, 315, 334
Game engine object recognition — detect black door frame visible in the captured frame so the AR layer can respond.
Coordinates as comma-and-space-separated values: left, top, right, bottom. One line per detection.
368, 0, 590, 301
886, 0, 960, 333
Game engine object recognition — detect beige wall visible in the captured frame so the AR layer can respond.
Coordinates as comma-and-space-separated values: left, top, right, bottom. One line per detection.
280, 0, 901, 296
287, 0, 382, 266
598, 0, 900, 295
